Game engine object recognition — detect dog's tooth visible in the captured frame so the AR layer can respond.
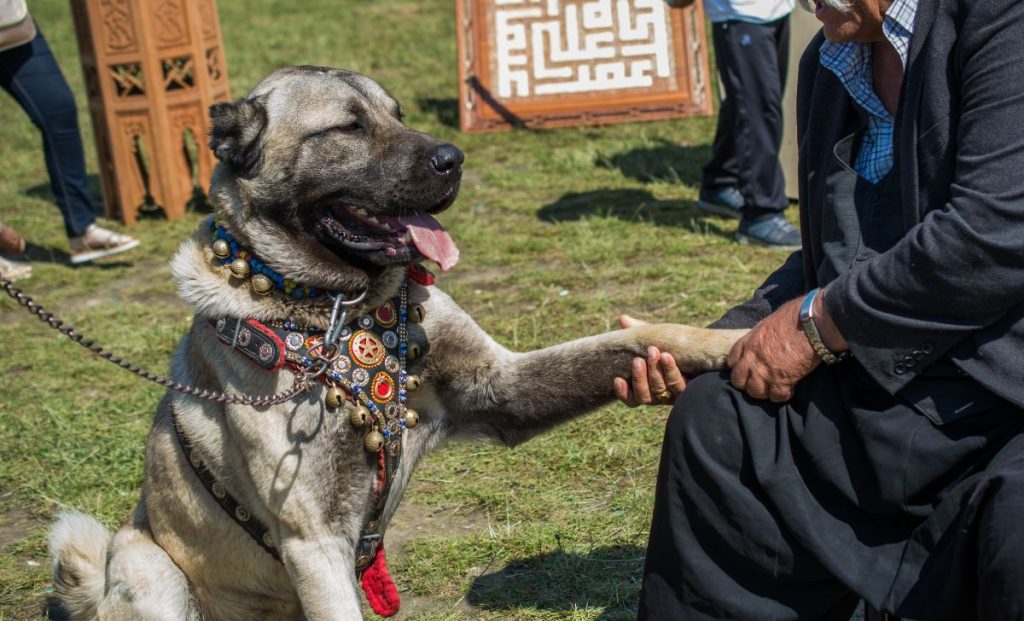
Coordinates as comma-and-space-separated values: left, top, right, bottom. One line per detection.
367, 216, 379, 224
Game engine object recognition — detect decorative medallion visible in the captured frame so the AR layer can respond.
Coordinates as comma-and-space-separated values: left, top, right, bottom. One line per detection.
332, 357, 351, 374
235, 506, 251, 522
237, 328, 251, 347
259, 343, 273, 362
374, 302, 398, 328
285, 332, 304, 351
359, 315, 375, 329
352, 368, 370, 386
339, 326, 352, 340
384, 355, 400, 373
371, 372, 396, 403
350, 330, 386, 368
382, 330, 399, 349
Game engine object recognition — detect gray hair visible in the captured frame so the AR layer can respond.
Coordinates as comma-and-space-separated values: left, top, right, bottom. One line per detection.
798, 0, 851, 12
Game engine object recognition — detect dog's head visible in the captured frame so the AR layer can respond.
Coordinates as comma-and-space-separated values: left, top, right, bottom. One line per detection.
207, 66, 461, 292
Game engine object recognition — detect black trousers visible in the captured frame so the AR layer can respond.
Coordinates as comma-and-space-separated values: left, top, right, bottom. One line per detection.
702, 18, 790, 214
639, 363, 1024, 620
0, 31, 96, 238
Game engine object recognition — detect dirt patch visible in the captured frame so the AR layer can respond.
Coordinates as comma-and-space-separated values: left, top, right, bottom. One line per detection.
385, 501, 488, 619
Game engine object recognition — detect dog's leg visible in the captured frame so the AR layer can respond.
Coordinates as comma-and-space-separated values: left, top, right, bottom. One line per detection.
417, 288, 746, 444
277, 531, 364, 621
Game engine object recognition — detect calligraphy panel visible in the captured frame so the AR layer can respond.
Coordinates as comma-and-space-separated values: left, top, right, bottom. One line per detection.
457, 0, 712, 132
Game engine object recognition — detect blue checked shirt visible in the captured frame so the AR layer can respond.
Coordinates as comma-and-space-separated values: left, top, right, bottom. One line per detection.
818, 0, 918, 183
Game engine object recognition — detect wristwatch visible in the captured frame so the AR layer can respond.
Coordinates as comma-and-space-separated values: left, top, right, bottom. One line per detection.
799, 288, 847, 365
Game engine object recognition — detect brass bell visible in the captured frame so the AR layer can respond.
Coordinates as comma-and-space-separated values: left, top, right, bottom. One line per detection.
407, 342, 421, 361
251, 273, 274, 295
325, 385, 345, 410
404, 408, 419, 429
406, 374, 421, 391
212, 239, 231, 259
364, 430, 385, 453
349, 404, 369, 428
410, 304, 425, 324
230, 258, 251, 278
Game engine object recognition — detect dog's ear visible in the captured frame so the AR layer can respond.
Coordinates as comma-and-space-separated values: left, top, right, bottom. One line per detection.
208, 97, 267, 178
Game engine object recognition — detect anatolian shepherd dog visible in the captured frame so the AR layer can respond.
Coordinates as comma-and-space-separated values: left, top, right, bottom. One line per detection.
49, 66, 744, 620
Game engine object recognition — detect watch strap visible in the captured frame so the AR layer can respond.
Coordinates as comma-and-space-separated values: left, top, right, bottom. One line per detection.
799, 289, 842, 365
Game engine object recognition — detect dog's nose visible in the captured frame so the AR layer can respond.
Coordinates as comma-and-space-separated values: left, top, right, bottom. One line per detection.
429, 144, 464, 175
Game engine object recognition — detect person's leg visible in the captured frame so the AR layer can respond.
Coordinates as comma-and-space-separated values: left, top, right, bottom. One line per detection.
638, 371, 859, 620
701, 22, 740, 194
0, 31, 95, 238
975, 452, 1024, 620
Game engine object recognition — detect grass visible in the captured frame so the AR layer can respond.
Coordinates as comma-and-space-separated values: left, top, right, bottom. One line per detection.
0, 1, 796, 618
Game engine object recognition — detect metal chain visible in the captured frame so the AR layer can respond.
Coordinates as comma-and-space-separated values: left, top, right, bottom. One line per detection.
0, 275, 315, 406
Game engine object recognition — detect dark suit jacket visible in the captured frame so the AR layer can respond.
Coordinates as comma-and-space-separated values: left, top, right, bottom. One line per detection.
713, 0, 1024, 406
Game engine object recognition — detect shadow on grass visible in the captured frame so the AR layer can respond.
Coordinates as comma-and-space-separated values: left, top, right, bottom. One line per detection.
538, 188, 732, 240
467, 544, 644, 620
16, 241, 134, 270
416, 97, 460, 128
597, 139, 709, 186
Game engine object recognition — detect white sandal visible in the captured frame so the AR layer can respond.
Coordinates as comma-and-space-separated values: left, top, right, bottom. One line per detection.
0, 256, 32, 281
69, 224, 140, 264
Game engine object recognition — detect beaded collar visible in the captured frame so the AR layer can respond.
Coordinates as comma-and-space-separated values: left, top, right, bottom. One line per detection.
209, 219, 321, 299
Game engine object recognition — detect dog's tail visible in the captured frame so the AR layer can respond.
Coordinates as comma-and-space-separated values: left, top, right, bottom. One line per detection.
49, 510, 111, 620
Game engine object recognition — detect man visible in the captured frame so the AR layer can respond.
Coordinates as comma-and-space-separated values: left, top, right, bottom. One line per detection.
694, 0, 800, 248
617, 0, 1024, 618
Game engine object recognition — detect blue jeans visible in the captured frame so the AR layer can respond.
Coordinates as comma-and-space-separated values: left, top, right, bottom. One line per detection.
0, 30, 96, 238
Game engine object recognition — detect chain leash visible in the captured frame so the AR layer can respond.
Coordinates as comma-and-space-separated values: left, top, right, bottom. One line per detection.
0, 275, 317, 407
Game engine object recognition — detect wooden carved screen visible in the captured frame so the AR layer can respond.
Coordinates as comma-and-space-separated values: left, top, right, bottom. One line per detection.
71, 0, 231, 224
456, 0, 713, 132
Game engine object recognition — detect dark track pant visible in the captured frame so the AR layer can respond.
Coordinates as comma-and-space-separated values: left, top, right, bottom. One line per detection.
0, 31, 96, 238
639, 364, 1024, 620
702, 18, 790, 214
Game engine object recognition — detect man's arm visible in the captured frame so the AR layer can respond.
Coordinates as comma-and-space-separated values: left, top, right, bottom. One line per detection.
824, 0, 1024, 394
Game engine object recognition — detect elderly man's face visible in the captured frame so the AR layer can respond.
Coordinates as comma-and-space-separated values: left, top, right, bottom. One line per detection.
813, 0, 892, 43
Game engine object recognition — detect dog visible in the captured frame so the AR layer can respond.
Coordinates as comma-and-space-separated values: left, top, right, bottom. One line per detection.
49, 66, 745, 620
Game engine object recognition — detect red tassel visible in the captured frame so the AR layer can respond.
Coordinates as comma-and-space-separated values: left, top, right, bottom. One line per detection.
360, 545, 400, 617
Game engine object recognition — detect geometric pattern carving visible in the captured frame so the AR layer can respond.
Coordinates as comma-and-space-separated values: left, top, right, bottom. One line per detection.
154, 0, 189, 48
100, 0, 137, 53
72, 0, 231, 225
162, 55, 195, 91
456, 0, 713, 132
205, 47, 223, 81
110, 63, 145, 97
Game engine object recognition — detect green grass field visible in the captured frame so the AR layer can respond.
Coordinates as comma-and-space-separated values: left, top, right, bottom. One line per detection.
0, 1, 796, 618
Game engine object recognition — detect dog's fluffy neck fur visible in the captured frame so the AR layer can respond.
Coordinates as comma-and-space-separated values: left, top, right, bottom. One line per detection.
170, 220, 406, 329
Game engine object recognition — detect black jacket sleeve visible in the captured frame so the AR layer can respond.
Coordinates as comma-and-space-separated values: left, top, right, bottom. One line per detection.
824, 0, 1024, 393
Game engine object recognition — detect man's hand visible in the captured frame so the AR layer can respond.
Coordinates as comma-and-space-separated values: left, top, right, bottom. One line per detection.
727, 297, 821, 403
613, 314, 688, 407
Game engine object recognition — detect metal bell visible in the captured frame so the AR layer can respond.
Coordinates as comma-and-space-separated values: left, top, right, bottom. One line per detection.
230, 258, 251, 278
364, 430, 385, 453
404, 408, 419, 428
349, 404, 369, 428
251, 273, 274, 295
212, 239, 231, 259
407, 342, 421, 361
325, 385, 345, 410
406, 374, 421, 391
410, 304, 425, 324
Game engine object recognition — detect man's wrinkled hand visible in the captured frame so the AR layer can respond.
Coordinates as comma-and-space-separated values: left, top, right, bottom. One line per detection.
727, 298, 820, 403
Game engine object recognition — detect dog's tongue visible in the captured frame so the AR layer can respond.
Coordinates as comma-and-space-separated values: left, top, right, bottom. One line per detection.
399, 213, 459, 271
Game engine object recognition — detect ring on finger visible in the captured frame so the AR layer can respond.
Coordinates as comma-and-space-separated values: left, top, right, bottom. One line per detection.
655, 389, 673, 403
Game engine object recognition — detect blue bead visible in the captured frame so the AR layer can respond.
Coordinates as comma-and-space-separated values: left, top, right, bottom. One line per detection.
399, 390, 407, 398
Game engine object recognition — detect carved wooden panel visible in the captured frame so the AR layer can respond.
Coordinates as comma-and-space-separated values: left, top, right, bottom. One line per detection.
456, 0, 712, 132
71, 0, 231, 224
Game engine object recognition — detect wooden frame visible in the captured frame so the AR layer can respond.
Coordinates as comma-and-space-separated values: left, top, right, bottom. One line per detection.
456, 0, 713, 132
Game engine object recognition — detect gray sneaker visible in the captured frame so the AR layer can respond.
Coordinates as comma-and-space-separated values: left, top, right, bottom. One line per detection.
735, 214, 801, 249
697, 187, 744, 219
